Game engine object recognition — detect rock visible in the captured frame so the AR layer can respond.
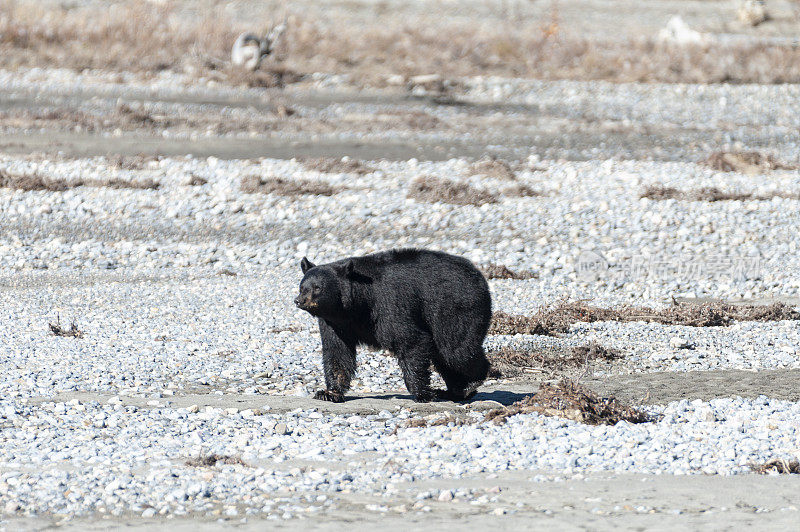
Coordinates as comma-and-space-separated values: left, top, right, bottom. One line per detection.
670, 337, 692, 349
438, 490, 454, 502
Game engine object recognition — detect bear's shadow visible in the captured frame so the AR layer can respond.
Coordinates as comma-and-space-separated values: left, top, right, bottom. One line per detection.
358, 390, 530, 406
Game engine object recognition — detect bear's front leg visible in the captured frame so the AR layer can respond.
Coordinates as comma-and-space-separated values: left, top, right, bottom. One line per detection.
314, 320, 357, 403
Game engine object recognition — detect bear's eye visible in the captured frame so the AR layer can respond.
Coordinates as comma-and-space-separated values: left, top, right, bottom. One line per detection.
312, 286, 320, 294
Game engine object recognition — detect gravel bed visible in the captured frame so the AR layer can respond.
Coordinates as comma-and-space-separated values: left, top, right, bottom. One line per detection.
0, 155, 798, 306
1, 396, 798, 519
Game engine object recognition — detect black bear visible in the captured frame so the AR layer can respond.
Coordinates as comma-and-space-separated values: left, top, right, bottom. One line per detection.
294, 249, 492, 403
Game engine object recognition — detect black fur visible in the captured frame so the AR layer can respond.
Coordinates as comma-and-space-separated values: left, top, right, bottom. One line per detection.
295, 249, 492, 403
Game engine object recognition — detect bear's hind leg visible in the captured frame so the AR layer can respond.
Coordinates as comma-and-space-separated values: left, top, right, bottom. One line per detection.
432, 345, 490, 402
395, 337, 436, 403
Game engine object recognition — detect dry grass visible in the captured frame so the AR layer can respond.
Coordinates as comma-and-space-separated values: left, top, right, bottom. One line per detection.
186, 173, 208, 186
0, 169, 69, 191
481, 264, 537, 280
49, 317, 83, 338
641, 184, 800, 202
408, 175, 497, 206
502, 184, 544, 198
106, 154, 160, 171
241, 175, 340, 197
489, 301, 800, 336
3, 2, 800, 85
484, 380, 653, 425
487, 342, 622, 376
704, 151, 797, 174
468, 157, 516, 180
185, 454, 247, 467
751, 458, 800, 474
0, 169, 160, 191
301, 157, 375, 175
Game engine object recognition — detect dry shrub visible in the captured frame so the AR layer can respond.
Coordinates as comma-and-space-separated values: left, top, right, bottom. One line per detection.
3, 2, 800, 84
484, 380, 653, 425
0, 169, 160, 191
489, 301, 800, 336
704, 151, 797, 174
106, 154, 160, 171
0, 169, 69, 191
301, 157, 375, 175
751, 459, 800, 474
503, 184, 544, 198
469, 157, 516, 180
49, 317, 83, 338
641, 184, 800, 202
186, 174, 208, 186
99, 178, 160, 190
241, 175, 339, 196
185, 454, 247, 467
408, 175, 497, 206
482, 264, 537, 280
487, 342, 622, 376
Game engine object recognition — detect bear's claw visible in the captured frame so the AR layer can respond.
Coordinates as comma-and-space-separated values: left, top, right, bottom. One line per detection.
314, 389, 345, 403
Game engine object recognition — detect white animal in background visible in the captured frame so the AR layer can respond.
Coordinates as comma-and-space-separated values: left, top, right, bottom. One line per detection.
231, 21, 287, 71
657, 15, 708, 45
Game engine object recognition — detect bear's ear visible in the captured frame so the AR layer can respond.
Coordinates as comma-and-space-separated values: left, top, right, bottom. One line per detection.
339, 260, 372, 283
300, 257, 315, 274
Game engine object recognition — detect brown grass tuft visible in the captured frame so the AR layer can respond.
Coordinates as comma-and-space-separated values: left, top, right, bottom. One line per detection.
484, 380, 653, 425
0, 169, 69, 191
408, 175, 497, 206
185, 454, 247, 467
301, 157, 375, 175
482, 264, 537, 280
751, 458, 800, 474
487, 342, 622, 376
241, 175, 339, 196
704, 151, 797, 174
468, 157, 516, 180
502, 184, 544, 198
1, 169, 160, 191
489, 301, 800, 336
641, 185, 800, 202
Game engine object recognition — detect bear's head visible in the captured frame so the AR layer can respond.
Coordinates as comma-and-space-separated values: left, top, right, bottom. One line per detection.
295, 257, 370, 319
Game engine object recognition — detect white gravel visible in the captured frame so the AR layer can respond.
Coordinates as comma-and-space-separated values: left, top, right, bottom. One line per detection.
1, 396, 798, 518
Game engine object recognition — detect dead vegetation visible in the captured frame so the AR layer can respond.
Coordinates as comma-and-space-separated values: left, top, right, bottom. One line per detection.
468, 157, 516, 180
408, 175, 497, 206
481, 264, 537, 280
489, 301, 800, 336
106, 154, 161, 171
641, 185, 800, 202
185, 454, 247, 467
750, 458, 800, 475
240, 175, 339, 197
301, 157, 375, 175
49, 316, 83, 338
0, 169, 69, 191
502, 184, 544, 198
704, 151, 797, 174
0, 169, 160, 192
484, 380, 654, 425
487, 342, 622, 376
3, 2, 800, 85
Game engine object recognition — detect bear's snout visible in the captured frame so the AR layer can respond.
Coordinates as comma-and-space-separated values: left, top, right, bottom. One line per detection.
295, 295, 317, 311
